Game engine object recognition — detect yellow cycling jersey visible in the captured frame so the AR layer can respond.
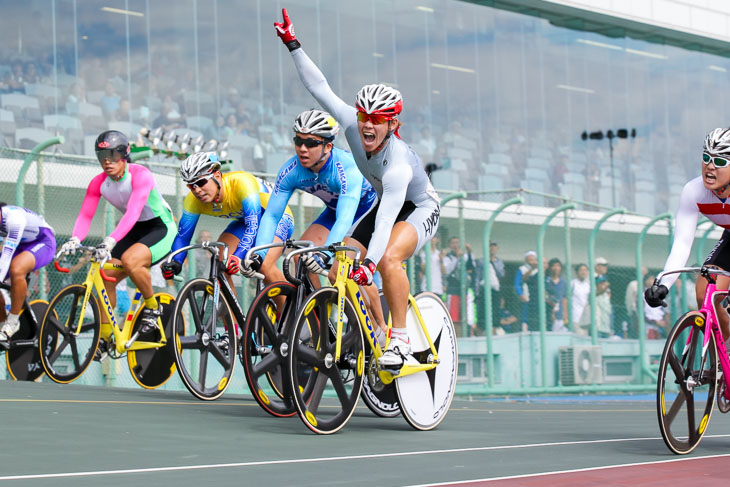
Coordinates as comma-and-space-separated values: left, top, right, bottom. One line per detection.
183, 171, 293, 220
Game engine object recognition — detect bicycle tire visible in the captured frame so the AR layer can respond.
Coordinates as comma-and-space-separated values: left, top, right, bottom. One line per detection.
657, 310, 717, 454
6, 300, 56, 381
360, 291, 400, 418
39, 284, 101, 384
288, 287, 364, 434
171, 278, 238, 401
395, 291, 457, 431
127, 293, 178, 389
240, 281, 300, 417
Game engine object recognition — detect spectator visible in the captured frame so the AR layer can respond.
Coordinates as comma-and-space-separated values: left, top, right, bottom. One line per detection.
224, 113, 238, 138
595, 274, 613, 338
624, 266, 647, 338
570, 263, 590, 333
24, 62, 39, 84
116, 99, 131, 122
443, 236, 476, 335
514, 250, 539, 332
212, 115, 227, 140
644, 274, 668, 339
65, 82, 86, 115
6, 61, 25, 92
595, 256, 609, 278
489, 241, 505, 282
253, 126, 276, 172
101, 81, 121, 118
546, 258, 568, 332
419, 235, 444, 297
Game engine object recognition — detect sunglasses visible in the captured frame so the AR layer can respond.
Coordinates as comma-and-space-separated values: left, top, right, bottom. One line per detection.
187, 174, 214, 189
96, 149, 124, 164
703, 152, 730, 168
293, 136, 325, 148
356, 111, 392, 125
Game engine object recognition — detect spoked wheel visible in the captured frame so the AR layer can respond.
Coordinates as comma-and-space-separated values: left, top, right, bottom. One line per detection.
241, 281, 301, 417
361, 291, 399, 418
39, 285, 101, 384
127, 293, 177, 389
395, 292, 457, 431
6, 300, 57, 381
288, 287, 364, 434
657, 311, 717, 454
172, 279, 238, 401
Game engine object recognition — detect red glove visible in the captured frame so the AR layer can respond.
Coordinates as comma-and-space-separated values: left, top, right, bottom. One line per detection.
225, 255, 241, 275
350, 259, 376, 286
274, 8, 301, 51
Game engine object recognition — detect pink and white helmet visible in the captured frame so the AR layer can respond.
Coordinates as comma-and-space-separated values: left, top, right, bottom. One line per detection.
355, 84, 402, 117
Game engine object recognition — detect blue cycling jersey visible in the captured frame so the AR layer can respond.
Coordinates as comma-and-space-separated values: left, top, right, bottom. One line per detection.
255, 147, 377, 251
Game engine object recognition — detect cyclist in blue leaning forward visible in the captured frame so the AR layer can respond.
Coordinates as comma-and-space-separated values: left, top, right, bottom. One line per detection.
248, 109, 386, 337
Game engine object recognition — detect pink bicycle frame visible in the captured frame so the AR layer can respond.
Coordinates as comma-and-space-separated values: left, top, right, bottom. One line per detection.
696, 281, 730, 399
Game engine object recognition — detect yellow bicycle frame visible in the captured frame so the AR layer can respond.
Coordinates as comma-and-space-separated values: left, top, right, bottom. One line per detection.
76, 259, 168, 354
332, 250, 439, 385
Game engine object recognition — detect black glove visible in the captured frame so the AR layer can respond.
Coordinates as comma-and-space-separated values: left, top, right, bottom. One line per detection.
644, 284, 668, 308
241, 253, 264, 278
161, 260, 182, 280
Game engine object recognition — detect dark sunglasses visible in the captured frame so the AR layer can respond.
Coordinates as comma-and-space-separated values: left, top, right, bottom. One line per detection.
293, 136, 325, 148
187, 174, 214, 189
703, 152, 730, 168
356, 111, 392, 125
96, 149, 124, 164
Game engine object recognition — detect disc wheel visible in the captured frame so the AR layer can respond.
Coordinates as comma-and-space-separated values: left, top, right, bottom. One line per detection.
39, 285, 101, 384
395, 292, 458, 431
240, 281, 301, 417
127, 293, 177, 389
6, 300, 56, 381
172, 279, 238, 401
288, 287, 364, 434
657, 311, 717, 454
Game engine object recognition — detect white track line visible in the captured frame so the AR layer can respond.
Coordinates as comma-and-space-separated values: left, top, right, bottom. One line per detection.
4, 435, 730, 481
403, 452, 730, 486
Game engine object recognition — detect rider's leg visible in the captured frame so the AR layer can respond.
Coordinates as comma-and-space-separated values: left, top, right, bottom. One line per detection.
0, 252, 36, 340
378, 222, 418, 332
298, 223, 330, 288
119, 244, 153, 305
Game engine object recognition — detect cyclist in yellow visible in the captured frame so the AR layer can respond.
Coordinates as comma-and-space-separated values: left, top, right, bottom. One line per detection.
160, 152, 294, 288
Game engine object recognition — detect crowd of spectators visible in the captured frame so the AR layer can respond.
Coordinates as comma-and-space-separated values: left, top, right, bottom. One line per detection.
414, 234, 677, 340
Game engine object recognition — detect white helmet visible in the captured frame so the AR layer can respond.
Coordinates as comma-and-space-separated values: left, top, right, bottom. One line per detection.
180, 152, 221, 183
355, 84, 403, 116
704, 128, 730, 157
293, 109, 339, 140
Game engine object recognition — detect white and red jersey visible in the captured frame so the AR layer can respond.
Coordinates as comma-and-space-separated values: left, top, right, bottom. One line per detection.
661, 176, 730, 289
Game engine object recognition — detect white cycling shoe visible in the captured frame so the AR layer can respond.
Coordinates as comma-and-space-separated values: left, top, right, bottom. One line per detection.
378, 335, 413, 369
0, 320, 20, 342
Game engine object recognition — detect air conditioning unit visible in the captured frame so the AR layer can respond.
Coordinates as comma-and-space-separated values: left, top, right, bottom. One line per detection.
559, 346, 603, 385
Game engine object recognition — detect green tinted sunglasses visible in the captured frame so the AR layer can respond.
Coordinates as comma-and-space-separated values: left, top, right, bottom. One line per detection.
703, 152, 730, 168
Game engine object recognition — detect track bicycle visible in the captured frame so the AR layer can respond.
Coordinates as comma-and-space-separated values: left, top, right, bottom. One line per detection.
0, 277, 55, 381
166, 240, 295, 401
656, 266, 730, 454
40, 246, 177, 388
242, 242, 401, 419
286, 244, 457, 434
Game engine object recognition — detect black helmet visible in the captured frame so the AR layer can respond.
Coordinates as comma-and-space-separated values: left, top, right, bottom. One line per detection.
95, 130, 130, 163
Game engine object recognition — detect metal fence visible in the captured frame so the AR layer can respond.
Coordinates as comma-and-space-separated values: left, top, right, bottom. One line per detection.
0, 141, 721, 395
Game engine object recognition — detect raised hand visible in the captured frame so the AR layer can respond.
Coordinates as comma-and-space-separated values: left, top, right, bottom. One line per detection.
274, 8, 300, 51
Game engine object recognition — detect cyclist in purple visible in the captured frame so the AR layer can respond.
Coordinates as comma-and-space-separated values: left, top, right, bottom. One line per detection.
0, 204, 56, 341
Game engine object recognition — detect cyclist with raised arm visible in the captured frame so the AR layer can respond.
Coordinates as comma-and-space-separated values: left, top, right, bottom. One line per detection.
274, 9, 440, 368
0, 204, 56, 342
646, 128, 730, 349
160, 152, 294, 290
58, 130, 175, 355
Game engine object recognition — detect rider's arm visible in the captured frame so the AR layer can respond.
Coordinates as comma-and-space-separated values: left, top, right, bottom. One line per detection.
326, 159, 365, 246
290, 48, 357, 127
71, 173, 105, 240
233, 180, 264, 260
108, 165, 155, 242
254, 162, 294, 253
0, 207, 26, 282
660, 180, 701, 290
364, 164, 412, 265
170, 195, 201, 265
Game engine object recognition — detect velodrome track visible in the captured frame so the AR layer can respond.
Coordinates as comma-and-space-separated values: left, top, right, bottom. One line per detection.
0, 380, 729, 486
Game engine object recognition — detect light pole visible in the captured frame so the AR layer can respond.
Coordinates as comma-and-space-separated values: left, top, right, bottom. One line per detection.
581, 128, 636, 208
